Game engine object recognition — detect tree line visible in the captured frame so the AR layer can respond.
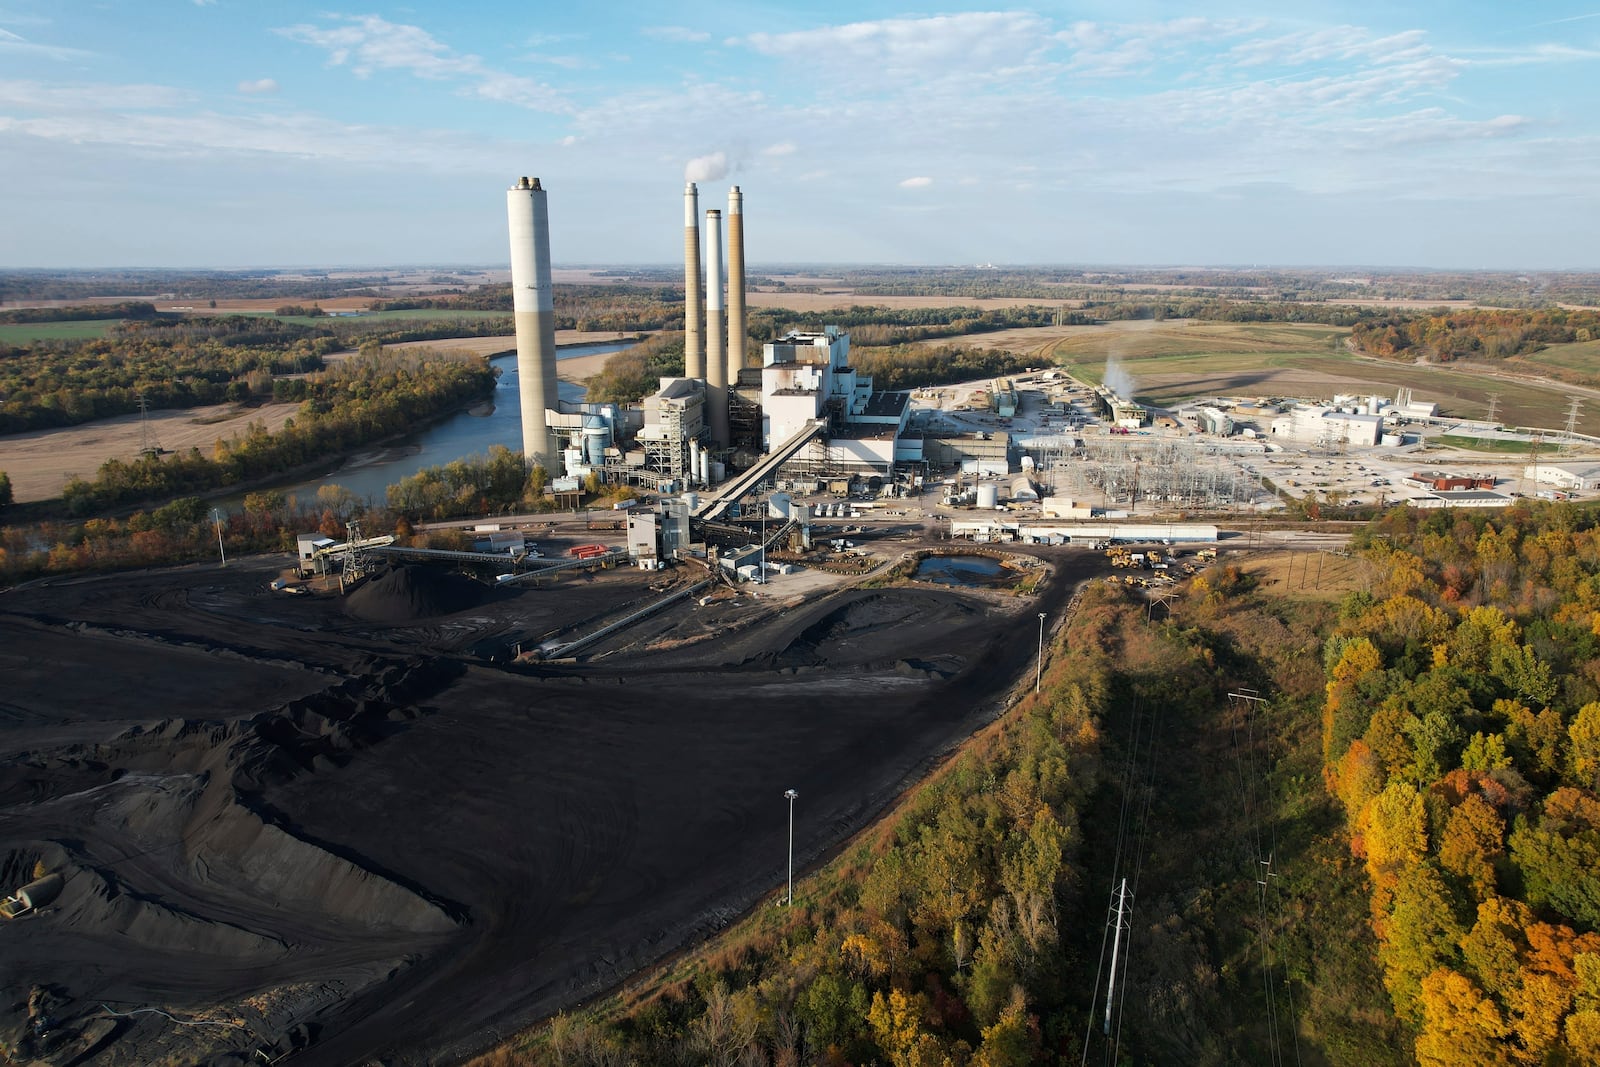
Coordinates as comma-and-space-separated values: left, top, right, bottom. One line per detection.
1351, 308, 1600, 361
57, 350, 494, 515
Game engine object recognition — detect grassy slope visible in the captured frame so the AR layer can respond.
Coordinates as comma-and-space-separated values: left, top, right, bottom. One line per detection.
0, 320, 121, 343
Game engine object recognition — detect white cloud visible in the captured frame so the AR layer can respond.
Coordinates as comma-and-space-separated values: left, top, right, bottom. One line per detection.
276, 15, 570, 112
761, 141, 796, 157
899, 176, 932, 188
643, 26, 710, 44
238, 78, 278, 95
685, 151, 728, 182
0, 78, 191, 109
738, 12, 1052, 83
0, 26, 91, 59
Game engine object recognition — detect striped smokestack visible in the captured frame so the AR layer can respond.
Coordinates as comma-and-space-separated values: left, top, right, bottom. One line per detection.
683, 182, 704, 382
507, 176, 559, 470
704, 208, 729, 447
727, 186, 746, 386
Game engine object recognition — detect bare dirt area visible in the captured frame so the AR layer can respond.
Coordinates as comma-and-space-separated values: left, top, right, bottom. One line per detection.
0, 402, 302, 503
0, 546, 1098, 1065
745, 291, 1077, 312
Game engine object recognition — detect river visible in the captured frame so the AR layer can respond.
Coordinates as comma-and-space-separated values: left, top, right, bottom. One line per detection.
228, 340, 629, 510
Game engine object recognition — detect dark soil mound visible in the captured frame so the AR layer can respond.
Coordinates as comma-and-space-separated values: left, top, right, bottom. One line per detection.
344, 565, 488, 624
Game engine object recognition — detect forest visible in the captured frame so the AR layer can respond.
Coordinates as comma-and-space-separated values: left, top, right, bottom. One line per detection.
55, 349, 494, 516
1320, 504, 1600, 1065
1351, 309, 1600, 362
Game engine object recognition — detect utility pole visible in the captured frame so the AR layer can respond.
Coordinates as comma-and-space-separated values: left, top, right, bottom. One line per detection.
784, 788, 798, 906
1035, 612, 1047, 694
1104, 878, 1130, 1035
213, 508, 227, 568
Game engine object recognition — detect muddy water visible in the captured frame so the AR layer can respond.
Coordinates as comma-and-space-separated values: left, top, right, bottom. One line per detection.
913, 554, 1008, 587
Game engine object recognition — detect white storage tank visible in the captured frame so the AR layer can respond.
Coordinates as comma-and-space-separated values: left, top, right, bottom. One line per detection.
976, 484, 1001, 509
768, 492, 792, 519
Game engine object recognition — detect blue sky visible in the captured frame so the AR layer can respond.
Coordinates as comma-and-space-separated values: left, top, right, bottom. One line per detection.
3, 2, 1598, 269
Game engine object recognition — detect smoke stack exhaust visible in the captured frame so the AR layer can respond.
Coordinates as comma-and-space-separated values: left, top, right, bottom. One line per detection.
507, 176, 558, 470
683, 183, 704, 382
704, 208, 728, 447
727, 186, 746, 386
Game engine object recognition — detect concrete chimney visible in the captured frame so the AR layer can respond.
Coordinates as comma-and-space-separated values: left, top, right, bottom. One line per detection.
683, 182, 704, 382
704, 208, 728, 448
727, 186, 746, 387
507, 176, 559, 471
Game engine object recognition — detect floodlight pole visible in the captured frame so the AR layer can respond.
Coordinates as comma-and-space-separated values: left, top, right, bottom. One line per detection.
1036, 612, 1047, 694
213, 508, 227, 568
784, 788, 799, 905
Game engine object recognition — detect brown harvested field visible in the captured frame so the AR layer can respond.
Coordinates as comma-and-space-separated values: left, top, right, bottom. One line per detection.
746, 291, 1077, 312
0, 401, 302, 503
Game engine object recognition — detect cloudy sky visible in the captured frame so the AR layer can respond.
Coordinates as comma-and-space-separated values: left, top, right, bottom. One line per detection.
3, 2, 1597, 269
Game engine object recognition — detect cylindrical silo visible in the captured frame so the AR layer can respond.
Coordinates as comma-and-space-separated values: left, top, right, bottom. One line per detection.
683, 183, 704, 382
768, 492, 791, 519
727, 186, 746, 386
705, 208, 729, 447
582, 414, 610, 466
507, 177, 559, 471
976, 484, 1000, 509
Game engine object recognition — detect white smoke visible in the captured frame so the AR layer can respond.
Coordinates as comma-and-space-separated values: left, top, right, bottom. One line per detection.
684, 151, 729, 182
1103, 354, 1135, 400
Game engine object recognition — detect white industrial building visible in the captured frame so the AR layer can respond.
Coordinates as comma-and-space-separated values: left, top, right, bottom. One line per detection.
760, 327, 911, 476
1269, 405, 1383, 448
1524, 463, 1600, 491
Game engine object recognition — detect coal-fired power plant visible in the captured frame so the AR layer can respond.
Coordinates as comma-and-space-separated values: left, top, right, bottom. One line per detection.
683, 183, 704, 382
704, 208, 729, 448
507, 176, 559, 469
727, 186, 746, 386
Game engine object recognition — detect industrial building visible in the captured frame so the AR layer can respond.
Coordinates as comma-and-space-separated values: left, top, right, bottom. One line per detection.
1269, 405, 1383, 448
1524, 463, 1600, 491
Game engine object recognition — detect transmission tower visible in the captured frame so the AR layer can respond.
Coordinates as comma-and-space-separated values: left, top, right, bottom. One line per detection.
1482, 393, 1500, 447
1564, 397, 1584, 451
136, 393, 161, 458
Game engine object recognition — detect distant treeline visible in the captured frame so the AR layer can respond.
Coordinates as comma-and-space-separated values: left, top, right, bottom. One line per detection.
850, 344, 1036, 390
0, 301, 162, 324
1352, 308, 1600, 361
0, 316, 338, 433
57, 350, 495, 515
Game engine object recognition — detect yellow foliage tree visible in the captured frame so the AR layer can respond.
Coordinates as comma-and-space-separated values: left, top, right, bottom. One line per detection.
1414, 967, 1511, 1067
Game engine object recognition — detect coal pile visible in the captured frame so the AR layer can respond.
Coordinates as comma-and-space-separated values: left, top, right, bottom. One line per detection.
344, 565, 488, 624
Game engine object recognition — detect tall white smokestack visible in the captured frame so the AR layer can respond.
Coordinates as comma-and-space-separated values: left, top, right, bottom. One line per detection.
727, 186, 746, 387
683, 183, 704, 382
507, 176, 558, 470
705, 208, 728, 447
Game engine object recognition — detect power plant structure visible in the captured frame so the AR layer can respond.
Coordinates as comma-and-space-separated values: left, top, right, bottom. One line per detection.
507, 177, 560, 470
683, 183, 704, 382
504, 177, 913, 534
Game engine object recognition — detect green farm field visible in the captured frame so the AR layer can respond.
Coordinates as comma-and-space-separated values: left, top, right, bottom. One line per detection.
1508, 338, 1600, 385
0, 320, 121, 343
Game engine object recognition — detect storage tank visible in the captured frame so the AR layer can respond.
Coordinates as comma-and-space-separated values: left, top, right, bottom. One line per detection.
1382, 433, 1402, 447
581, 414, 611, 466
976, 484, 1001, 509
768, 492, 791, 519
683, 490, 699, 510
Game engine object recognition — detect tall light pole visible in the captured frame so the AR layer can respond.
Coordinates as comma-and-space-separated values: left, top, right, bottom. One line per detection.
213, 508, 227, 568
1035, 612, 1047, 694
784, 788, 799, 905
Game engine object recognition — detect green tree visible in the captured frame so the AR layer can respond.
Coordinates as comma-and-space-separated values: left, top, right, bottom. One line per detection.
0, 470, 11, 509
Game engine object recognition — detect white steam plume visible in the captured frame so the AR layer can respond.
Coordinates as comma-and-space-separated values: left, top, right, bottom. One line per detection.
1103, 354, 1135, 400
684, 151, 728, 182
